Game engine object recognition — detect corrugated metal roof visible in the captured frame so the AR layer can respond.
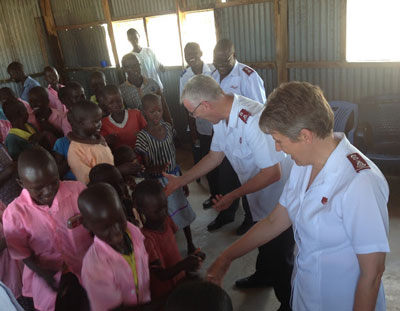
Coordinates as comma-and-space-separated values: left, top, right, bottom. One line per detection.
110, 0, 175, 19
51, 0, 104, 26
289, 67, 400, 102
215, 2, 275, 62
58, 26, 111, 67
288, 0, 343, 61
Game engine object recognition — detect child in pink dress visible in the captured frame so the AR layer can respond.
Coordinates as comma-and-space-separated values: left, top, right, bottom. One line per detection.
44, 66, 66, 113
28, 86, 71, 137
2, 147, 93, 311
79, 183, 152, 311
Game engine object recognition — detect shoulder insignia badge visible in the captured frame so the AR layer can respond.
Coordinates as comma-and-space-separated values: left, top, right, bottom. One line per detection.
346, 153, 370, 173
242, 66, 254, 76
239, 109, 251, 124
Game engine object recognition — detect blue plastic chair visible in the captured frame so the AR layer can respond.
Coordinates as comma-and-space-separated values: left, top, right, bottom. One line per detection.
329, 101, 359, 144
356, 94, 400, 173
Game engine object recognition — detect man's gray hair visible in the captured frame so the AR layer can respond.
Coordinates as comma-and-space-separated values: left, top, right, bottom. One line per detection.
181, 74, 223, 106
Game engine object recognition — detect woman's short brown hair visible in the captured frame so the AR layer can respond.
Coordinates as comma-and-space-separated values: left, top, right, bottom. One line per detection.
259, 81, 334, 141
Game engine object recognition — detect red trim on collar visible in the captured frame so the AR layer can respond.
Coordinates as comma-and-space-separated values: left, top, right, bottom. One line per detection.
346, 153, 370, 173
239, 109, 251, 124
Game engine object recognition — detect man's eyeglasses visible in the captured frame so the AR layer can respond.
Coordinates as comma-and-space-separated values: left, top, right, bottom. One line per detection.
188, 102, 203, 117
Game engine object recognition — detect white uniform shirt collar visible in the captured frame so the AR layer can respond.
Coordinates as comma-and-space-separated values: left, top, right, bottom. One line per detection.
316, 132, 351, 179
227, 94, 240, 129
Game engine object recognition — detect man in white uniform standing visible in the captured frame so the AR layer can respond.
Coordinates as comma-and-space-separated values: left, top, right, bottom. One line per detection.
180, 42, 217, 211
208, 39, 267, 234
164, 75, 294, 311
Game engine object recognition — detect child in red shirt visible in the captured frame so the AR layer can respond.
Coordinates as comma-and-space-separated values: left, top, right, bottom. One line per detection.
135, 179, 205, 301
100, 85, 146, 150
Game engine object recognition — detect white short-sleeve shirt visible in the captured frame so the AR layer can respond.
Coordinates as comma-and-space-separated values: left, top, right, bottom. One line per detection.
133, 47, 163, 91
211, 61, 266, 104
211, 94, 291, 220
180, 63, 214, 136
279, 133, 390, 311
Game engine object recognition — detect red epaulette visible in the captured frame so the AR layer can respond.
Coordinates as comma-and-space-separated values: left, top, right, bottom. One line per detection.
346, 153, 370, 173
239, 109, 251, 124
242, 66, 254, 76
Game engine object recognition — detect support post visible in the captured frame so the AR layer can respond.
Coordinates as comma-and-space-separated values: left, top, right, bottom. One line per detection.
175, 0, 185, 68
101, 0, 120, 67
39, 0, 65, 79
274, 0, 288, 85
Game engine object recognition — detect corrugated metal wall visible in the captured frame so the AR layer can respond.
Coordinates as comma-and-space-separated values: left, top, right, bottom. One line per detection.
0, 0, 47, 94
288, 0, 343, 61
58, 26, 111, 68
215, 2, 275, 62
109, 0, 175, 18
51, 0, 104, 25
290, 67, 400, 102
215, 2, 276, 97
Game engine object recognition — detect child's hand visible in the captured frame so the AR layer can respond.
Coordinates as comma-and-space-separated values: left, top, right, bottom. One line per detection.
181, 254, 202, 272
118, 162, 144, 177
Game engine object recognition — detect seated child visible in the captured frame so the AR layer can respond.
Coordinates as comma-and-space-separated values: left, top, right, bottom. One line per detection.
88, 163, 141, 226
59, 82, 86, 111
44, 66, 66, 113
28, 86, 71, 137
135, 94, 197, 254
0, 87, 38, 129
52, 136, 76, 181
135, 179, 204, 300
165, 280, 233, 311
100, 85, 147, 150
113, 145, 144, 192
3, 99, 45, 160
67, 100, 114, 184
79, 183, 151, 311
89, 71, 106, 105
2, 147, 93, 311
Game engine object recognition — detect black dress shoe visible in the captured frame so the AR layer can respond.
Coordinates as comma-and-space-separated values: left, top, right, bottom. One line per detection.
235, 274, 273, 289
236, 221, 256, 235
207, 218, 234, 231
202, 196, 214, 209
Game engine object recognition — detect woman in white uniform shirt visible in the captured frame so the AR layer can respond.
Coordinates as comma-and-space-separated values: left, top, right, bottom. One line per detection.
207, 81, 390, 311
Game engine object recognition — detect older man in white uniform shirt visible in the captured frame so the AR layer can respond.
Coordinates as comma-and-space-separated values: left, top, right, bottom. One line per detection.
164, 75, 294, 311
207, 38, 267, 235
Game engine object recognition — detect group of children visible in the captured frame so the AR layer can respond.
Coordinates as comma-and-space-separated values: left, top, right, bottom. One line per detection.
0, 61, 231, 311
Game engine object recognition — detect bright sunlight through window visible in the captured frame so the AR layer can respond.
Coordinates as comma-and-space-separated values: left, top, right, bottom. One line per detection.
346, 0, 400, 62
146, 14, 182, 66
112, 20, 147, 65
181, 10, 217, 64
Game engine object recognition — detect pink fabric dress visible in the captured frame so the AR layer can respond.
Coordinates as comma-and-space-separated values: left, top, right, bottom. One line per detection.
2, 181, 93, 311
0, 201, 23, 299
47, 108, 71, 136
0, 120, 11, 143
47, 85, 66, 113
82, 222, 150, 311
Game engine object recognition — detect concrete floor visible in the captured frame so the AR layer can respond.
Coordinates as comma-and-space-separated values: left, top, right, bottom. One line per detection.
175, 148, 400, 311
